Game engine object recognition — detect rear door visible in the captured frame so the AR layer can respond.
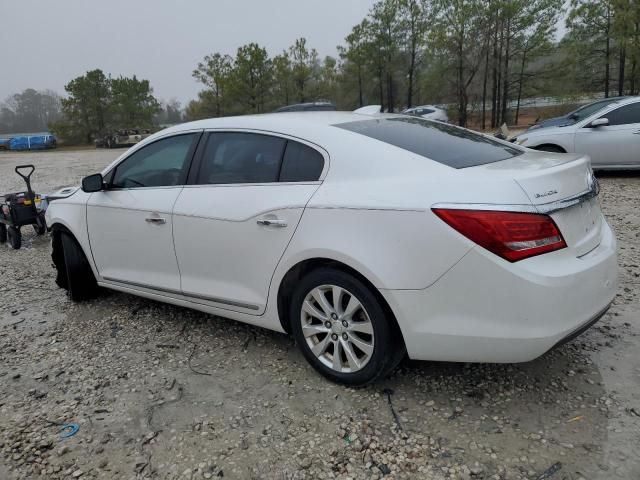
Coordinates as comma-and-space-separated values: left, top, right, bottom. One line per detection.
87, 132, 200, 291
172, 131, 327, 314
575, 101, 640, 167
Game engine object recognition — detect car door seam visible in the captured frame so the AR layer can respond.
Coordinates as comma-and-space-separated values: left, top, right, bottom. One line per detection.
171, 187, 185, 291
261, 182, 325, 318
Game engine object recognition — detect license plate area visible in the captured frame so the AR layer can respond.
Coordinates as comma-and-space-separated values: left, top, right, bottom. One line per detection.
551, 197, 602, 256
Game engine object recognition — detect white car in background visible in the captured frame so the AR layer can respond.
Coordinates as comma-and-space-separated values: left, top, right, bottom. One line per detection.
515, 96, 640, 170
46, 112, 617, 385
402, 105, 449, 122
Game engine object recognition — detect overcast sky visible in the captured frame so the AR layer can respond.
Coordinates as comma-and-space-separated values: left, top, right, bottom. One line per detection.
0, 0, 378, 106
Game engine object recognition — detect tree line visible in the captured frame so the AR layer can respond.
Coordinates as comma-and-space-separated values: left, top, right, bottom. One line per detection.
187, 0, 640, 127
47, 69, 163, 144
0, 89, 62, 134
2, 0, 639, 142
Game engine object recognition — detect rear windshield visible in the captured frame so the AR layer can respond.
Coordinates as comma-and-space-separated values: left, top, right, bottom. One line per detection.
335, 116, 522, 168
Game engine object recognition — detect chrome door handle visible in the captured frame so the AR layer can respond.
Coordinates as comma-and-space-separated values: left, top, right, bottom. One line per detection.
145, 217, 166, 225
257, 218, 287, 228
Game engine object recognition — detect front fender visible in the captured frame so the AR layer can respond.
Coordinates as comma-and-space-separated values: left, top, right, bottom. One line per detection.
524, 134, 574, 152
46, 194, 98, 278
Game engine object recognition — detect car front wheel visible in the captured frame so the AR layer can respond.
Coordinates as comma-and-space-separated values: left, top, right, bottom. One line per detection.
535, 144, 565, 153
58, 232, 98, 301
290, 268, 402, 386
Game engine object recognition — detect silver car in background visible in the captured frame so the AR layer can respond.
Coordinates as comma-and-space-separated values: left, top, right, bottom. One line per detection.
515, 96, 640, 170
402, 105, 449, 122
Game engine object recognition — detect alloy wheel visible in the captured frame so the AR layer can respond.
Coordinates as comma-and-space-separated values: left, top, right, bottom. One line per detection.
300, 284, 374, 373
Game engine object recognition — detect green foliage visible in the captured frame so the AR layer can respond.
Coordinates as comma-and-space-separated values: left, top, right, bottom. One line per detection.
565, 0, 640, 96
51, 69, 160, 144
187, 0, 637, 126
110, 76, 160, 128
55, 69, 111, 144
0, 88, 61, 134
289, 38, 319, 103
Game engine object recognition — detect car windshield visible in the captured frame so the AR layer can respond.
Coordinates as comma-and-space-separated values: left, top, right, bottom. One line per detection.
335, 116, 522, 168
567, 99, 621, 122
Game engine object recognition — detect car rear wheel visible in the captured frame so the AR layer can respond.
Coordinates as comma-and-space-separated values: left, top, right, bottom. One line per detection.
0, 224, 6, 244
59, 232, 98, 301
290, 268, 400, 386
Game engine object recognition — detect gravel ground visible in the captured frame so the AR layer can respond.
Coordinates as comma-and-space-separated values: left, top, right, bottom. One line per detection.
1, 149, 639, 480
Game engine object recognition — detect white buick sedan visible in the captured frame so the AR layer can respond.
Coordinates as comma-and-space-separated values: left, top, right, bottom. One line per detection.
46, 112, 617, 385
515, 96, 640, 170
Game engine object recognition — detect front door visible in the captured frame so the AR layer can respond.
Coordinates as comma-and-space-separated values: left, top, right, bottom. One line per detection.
575, 102, 640, 167
172, 131, 327, 314
87, 132, 200, 291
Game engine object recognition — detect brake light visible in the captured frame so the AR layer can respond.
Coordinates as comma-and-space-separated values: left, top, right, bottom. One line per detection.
432, 208, 566, 262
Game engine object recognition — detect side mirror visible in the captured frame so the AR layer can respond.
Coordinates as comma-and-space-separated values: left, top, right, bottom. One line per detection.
589, 118, 609, 128
81, 173, 104, 192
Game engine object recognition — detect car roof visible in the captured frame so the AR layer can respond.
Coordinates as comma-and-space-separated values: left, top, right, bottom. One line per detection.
274, 102, 336, 112
158, 111, 389, 144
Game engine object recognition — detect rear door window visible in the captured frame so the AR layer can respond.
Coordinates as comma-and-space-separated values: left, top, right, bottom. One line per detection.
279, 141, 324, 182
197, 132, 286, 184
335, 116, 522, 168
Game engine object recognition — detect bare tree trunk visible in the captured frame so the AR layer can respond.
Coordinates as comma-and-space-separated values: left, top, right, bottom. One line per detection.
387, 72, 395, 113
378, 67, 385, 110
491, 24, 499, 128
407, 48, 416, 108
515, 49, 527, 126
501, 19, 511, 126
631, 59, 637, 94
482, 44, 489, 130
605, 5, 611, 97
619, 46, 626, 96
457, 30, 466, 126
496, 24, 503, 126
358, 65, 364, 107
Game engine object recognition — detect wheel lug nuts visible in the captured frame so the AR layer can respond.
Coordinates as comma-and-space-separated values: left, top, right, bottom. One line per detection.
342, 320, 348, 327
331, 313, 338, 320
331, 333, 338, 341
325, 321, 331, 328
342, 333, 348, 340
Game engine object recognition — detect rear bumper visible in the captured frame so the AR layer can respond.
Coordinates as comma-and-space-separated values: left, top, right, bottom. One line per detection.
381, 220, 618, 363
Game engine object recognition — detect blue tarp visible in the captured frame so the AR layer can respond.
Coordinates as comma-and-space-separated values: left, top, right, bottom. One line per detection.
2, 133, 57, 150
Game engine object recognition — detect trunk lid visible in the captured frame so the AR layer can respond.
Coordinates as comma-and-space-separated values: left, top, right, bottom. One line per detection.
470, 151, 602, 257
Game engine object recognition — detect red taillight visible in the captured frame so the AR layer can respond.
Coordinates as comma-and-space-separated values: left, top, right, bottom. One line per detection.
432, 208, 566, 262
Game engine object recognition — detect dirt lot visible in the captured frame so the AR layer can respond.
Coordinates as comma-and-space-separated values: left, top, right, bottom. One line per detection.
1, 148, 639, 480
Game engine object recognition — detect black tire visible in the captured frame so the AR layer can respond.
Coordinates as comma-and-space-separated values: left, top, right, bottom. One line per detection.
60, 232, 98, 301
8, 227, 21, 249
0, 223, 6, 244
290, 268, 402, 386
535, 144, 564, 153
34, 216, 46, 235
